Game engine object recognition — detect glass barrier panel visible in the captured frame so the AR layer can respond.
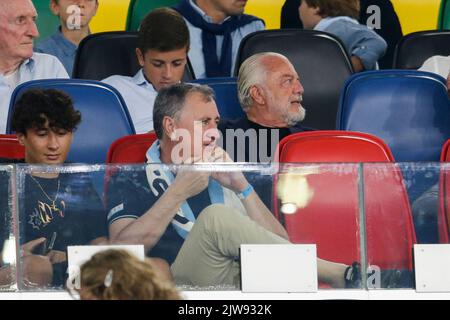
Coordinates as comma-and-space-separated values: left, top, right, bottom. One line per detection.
14, 163, 363, 292
400, 163, 443, 244
16, 164, 108, 291
363, 163, 449, 290
0, 165, 16, 291
277, 163, 362, 289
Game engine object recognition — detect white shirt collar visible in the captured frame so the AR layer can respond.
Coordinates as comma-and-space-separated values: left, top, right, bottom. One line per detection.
132, 69, 157, 92
189, 0, 231, 24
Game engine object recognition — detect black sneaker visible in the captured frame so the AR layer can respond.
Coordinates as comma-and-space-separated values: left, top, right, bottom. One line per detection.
380, 269, 414, 288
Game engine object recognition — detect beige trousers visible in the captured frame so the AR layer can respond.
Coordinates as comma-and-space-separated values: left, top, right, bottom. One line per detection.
171, 204, 288, 288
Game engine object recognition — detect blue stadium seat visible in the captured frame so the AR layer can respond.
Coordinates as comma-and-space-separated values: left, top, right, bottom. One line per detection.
7, 79, 136, 164
191, 77, 244, 119
337, 70, 450, 162
337, 70, 450, 242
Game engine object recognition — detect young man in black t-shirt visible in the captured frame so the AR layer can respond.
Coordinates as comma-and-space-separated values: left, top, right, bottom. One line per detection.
1, 88, 108, 288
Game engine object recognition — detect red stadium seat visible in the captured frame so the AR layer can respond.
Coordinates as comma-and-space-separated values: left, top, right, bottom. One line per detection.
275, 131, 416, 273
0, 134, 25, 160
442, 139, 450, 162
104, 132, 158, 201
439, 139, 450, 243
106, 132, 158, 164
276, 130, 395, 163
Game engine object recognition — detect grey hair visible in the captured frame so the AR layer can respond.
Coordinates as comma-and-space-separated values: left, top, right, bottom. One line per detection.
153, 83, 215, 140
237, 52, 290, 112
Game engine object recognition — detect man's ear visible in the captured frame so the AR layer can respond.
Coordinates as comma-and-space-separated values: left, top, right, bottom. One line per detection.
17, 133, 25, 146
94, 0, 99, 14
162, 116, 177, 141
136, 48, 145, 68
249, 85, 266, 106
49, 0, 60, 16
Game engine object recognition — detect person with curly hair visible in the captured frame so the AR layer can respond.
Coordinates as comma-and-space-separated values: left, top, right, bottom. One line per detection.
0, 88, 108, 289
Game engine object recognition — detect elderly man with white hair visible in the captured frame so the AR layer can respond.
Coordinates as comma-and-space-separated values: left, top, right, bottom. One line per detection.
0, 0, 68, 133
219, 52, 312, 163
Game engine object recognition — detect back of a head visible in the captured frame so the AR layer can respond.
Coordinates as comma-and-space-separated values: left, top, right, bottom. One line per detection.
12, 88, 81, 134
137, 7, 190, 54
78, 249, 181, 300
304, 0, 360, 19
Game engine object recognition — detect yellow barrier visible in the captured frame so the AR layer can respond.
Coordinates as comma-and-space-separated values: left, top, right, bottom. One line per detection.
391, 0, 441, 35
90, 0, 131, 33
244, 0, 285, 30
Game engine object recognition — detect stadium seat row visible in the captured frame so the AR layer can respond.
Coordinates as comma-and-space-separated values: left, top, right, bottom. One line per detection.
2, 67, 449, 164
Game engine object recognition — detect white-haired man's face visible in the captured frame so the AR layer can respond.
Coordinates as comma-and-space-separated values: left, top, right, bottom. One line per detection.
260, 57, 306, 127
0, 0, 39, 64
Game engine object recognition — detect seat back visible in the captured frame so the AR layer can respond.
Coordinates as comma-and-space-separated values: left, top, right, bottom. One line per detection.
126, 0, 180, 31
107, 132, 158, 164
276, 131, 416, 270
338, 70, 450, 162
235, 29, 353, 130
439, 139, 450, 243
7, 79, 136, 164
73, 32, 194, 81
191, 77, 244, 119
393, 30, 450, 69
0, 135, 25, 160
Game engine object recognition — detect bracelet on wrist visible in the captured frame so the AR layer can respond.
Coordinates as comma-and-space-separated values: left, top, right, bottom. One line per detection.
236, 184, 254, 200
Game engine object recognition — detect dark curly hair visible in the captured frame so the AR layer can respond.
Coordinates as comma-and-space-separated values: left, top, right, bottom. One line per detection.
11, 88, 81, 135
137, 7, 189, 54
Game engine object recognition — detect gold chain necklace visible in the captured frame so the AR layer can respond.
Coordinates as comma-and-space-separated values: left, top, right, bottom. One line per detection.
30, 175, 60, 209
